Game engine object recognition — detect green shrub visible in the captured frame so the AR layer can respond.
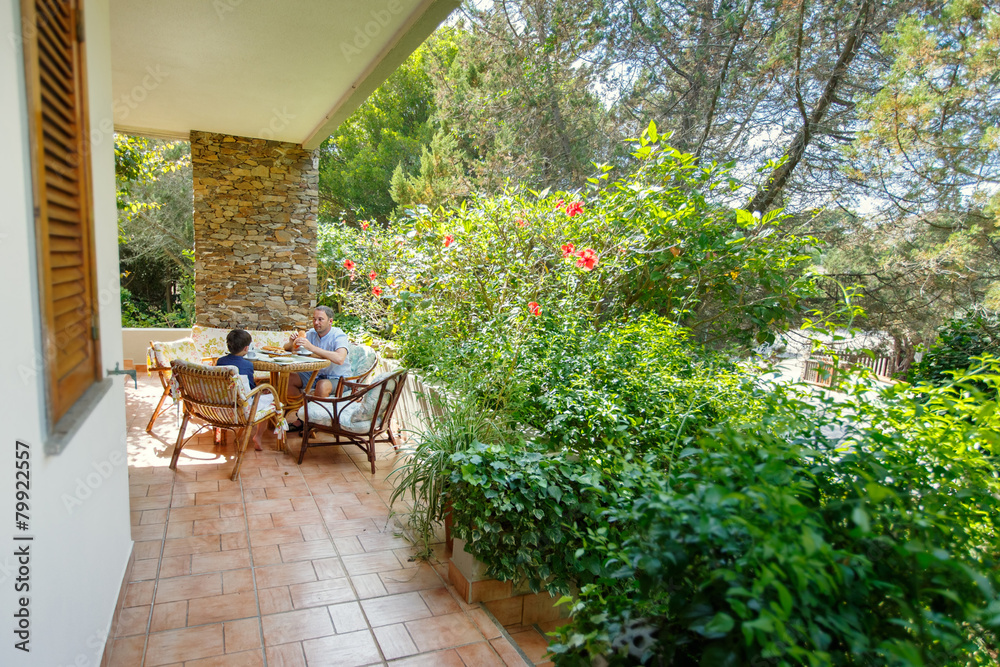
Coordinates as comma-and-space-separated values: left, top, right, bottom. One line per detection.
511, 314, 762, 456
318, 123, 821, 362
120, 287, 192, 327
909, 306, 1000, 387
546, 364, 1000, 666
448, 442, 638, 595
378, 128, 1000, 666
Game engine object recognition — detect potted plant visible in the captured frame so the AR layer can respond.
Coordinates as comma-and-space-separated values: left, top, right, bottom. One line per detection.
389, 391, 509, 557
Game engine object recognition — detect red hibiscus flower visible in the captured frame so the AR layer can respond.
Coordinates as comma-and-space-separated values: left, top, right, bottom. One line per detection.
372, 286, 383, 297
516, 218, 527, 227
575, 248, 598, 271
369, 270, 377, 281
444, 234, 454, 247
343, 259, 356, 271
565, 201, 583, 217
560, 243, 575, 257
361, 221, 370, 231
528, 302, 541, 316
554, 199, 565, 210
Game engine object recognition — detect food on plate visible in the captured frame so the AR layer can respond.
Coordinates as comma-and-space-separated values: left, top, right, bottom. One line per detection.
260, 345, 284, 354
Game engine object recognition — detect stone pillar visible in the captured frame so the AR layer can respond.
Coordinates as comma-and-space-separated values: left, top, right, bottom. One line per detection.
191, 130, 318, 329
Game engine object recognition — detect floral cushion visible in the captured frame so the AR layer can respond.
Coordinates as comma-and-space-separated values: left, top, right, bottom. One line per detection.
295, 399, 372, 435
297, 401, 336, 428
295, 371, 402, 435
344, 371, 401, 432
347, 343, 377, 377
148, 337, 201, 369
191, 325, 297, 360
232, 375, 276, 419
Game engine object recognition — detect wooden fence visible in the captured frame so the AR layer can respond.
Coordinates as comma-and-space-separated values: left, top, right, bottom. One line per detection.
801, 351, 894, 387
376, 358, 446, 447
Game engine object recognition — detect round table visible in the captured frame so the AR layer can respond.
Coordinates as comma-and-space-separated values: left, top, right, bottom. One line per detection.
250, 353, 330, 418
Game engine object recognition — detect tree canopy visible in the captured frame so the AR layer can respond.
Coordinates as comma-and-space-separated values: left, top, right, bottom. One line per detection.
315, 0, 999, 355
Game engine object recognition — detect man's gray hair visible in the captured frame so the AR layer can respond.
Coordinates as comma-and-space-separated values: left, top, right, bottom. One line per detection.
314, 305, 335, 319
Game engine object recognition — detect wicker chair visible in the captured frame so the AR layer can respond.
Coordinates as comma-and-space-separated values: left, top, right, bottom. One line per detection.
145, 338, 207, 432
168, 360, 284, 481
297, 369, 408, 473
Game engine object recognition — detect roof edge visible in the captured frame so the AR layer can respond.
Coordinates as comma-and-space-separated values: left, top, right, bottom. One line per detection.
301, 0, 460, 150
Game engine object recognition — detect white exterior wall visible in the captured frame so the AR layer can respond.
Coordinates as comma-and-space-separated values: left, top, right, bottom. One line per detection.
122, 326, 192, 367
0, 0, 132, 664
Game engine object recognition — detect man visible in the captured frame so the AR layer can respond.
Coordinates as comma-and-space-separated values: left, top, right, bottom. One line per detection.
285, 306, 351, 432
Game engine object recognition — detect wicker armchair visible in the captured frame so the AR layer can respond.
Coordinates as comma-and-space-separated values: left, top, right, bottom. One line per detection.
145, 338, 208, 432
168, 360, 284, 481
297, 369, 407, 473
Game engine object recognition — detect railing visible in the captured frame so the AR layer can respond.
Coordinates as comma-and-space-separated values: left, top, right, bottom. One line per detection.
801, 351, 894, 387
802, 358, 837, 387
376, 358, 445, 446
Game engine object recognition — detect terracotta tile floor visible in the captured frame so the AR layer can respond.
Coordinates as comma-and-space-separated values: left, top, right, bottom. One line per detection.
108, 374, 556, 666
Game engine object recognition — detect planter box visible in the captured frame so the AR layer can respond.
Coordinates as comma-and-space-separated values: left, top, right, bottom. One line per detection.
449, 538, 570, 626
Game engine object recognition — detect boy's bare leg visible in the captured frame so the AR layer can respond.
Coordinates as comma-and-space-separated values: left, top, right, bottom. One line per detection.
252, 423, 264, 451
286, 374, 306, 430
288, 373, 304, 398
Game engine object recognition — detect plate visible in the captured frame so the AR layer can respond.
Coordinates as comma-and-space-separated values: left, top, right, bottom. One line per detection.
269, 357, 297, 363
295, 349, 313, 356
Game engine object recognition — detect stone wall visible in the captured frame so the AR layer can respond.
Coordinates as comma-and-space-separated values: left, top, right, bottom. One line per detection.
191, 131, 318, 329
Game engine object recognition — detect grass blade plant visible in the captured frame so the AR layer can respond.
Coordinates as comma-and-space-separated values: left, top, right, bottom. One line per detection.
389, 384, 515, 557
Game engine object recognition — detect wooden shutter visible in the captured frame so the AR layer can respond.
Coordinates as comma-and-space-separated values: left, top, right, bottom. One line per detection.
22, 0, 101, 425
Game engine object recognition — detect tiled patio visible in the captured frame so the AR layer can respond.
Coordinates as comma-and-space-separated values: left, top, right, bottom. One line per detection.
106, 374, 560, 666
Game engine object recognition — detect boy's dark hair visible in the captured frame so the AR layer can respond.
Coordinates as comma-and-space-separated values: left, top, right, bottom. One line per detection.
226, 329, 252, 354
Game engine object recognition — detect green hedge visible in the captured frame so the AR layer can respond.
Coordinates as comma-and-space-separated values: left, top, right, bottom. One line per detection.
449, 364, 1000, 666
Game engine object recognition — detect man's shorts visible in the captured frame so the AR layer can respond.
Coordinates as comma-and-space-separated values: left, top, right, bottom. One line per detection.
297, 372, 338, 393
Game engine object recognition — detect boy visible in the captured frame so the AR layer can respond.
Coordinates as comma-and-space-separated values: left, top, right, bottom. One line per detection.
216, 329, 272, 451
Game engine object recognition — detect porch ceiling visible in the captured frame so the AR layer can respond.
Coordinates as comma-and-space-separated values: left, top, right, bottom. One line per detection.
109, 0, 458, 149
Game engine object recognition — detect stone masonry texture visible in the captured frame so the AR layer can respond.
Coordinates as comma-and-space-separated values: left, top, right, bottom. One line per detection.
191, 130, 319, 329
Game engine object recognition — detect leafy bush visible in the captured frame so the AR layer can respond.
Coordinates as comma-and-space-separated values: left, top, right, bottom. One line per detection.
909, 306, 1000, 387
120, 287, 192, 328
318, 123, 821, 356
402, 312, 761, 459
545, 366, 1000, 666
448, 441, 627, 594
511, 314, 762, 456
390, 396, 513, 557
379, 128, 998, 667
